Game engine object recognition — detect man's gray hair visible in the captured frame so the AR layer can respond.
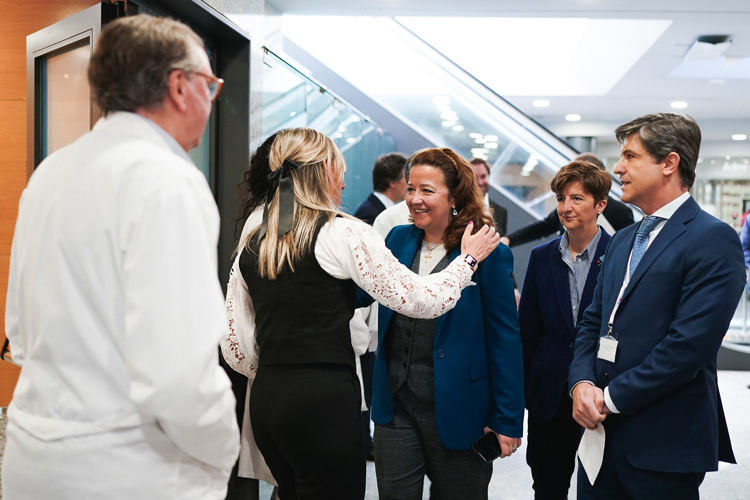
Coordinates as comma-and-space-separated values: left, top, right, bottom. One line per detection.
88, 15, 204, 115
615, 113, 701, 189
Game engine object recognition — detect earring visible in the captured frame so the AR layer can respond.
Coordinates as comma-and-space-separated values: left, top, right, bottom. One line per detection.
452, 207, 458, 216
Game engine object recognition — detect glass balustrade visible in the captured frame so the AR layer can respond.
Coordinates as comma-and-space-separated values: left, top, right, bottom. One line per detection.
262, 48, 396, 213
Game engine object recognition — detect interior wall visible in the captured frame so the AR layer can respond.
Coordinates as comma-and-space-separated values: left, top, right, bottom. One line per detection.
0, 0, 100, 407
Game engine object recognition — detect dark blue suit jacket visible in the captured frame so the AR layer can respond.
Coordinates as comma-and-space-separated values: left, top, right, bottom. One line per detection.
568, 196, 744, 473
367, 224, 525, 450
353, 192, 386, 226
519, 228, 611, 420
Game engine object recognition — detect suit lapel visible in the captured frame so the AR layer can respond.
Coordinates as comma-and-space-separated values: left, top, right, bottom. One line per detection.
578, 231, 611, 323
550, 241, 576, 336
623, 199, 696, 299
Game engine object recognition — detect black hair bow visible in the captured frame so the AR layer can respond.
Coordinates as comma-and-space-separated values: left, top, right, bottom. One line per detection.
257, 158, 300, 242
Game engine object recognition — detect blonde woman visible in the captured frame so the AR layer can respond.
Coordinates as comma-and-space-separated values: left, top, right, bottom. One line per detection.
221, 128, 499, 500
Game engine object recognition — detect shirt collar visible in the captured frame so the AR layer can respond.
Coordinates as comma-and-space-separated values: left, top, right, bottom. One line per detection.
133, 114, 194, 165
650, 191, 691, 221
559, 226, 602, 261
373, 191, 395, 209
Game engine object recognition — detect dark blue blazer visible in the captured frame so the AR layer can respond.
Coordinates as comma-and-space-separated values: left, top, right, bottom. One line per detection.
519, 228, 611, 420
368, 224, 525, 450
568, 197, 744, 473
353, 192, 386, 226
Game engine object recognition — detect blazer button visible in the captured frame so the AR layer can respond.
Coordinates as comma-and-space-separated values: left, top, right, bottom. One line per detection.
437, 350, 445, 359
402, 361, 407, 369
406, 332, 412, 338
569, 342, 575, 349
603, 372, 609, 380
403, 346, 409, 354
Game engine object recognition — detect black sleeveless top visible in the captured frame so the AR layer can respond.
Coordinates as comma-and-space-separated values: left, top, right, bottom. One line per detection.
239, 217, 357, 368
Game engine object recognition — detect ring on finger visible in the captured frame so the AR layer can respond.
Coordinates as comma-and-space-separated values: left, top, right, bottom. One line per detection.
511, 446, 518, 452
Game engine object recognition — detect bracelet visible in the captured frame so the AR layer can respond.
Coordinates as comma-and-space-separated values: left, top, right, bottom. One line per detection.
463, 254, 478, 269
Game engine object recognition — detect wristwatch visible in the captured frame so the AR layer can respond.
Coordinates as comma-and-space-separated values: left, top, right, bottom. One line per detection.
463, 253, 478, 270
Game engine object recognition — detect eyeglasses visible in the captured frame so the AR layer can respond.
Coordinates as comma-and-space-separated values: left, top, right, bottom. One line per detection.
194, 72, 224, 102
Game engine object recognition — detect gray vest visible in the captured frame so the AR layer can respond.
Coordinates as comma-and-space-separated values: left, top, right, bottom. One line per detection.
387, 248, 452, 403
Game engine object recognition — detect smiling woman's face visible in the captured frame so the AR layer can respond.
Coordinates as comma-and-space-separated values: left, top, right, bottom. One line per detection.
406, 165, 454, 242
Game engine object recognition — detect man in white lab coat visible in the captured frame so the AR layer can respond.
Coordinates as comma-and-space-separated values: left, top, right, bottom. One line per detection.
3, 15, 239, 500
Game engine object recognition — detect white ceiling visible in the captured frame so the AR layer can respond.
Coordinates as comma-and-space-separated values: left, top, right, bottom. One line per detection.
266, 0, 750, 158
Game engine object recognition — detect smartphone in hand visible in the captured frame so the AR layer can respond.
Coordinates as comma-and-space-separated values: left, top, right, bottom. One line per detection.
471, 432, 501, 462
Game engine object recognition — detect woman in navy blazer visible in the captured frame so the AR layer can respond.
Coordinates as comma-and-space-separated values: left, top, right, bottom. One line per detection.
366, 148, 524, 500
518, 160, 613, 499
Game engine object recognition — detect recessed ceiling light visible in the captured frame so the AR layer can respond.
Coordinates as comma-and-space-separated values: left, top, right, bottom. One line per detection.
440, 111, 458, 120
485, 143, 498, 149
469, 133, 483, 139
566, 114, 582, 122
533, 99, 550, 107
475, 138, 487, 144
452, 125, 465, 131
732, 134, 747, 141
484, 135, 499, 141
670, 101, 688, 109
346, 138, 357, 144
442, 120, 456, 127
697, 158, 703, 163
436, 105, 451, 111
726, 155, 732, 160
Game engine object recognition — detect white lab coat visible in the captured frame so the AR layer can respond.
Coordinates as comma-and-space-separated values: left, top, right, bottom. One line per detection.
3, 112, 239, 500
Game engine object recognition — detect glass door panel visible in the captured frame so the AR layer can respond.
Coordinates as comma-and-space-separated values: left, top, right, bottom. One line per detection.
41, 42, 92, 157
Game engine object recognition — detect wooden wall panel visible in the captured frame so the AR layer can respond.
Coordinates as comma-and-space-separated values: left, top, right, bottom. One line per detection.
0, 0, 99, 406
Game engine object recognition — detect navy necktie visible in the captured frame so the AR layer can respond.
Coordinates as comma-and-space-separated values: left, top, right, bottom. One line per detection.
629, 216, 664, 279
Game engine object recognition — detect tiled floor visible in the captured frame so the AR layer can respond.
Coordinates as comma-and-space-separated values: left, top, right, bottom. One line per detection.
258, 370, 750, 500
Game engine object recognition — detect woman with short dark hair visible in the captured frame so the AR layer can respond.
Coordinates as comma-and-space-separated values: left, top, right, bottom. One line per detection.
519, 159, 612, 499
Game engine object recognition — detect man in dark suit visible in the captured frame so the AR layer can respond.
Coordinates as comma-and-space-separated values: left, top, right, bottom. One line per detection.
353, 153, 408, 225
501, 153, 634, 248
470, 157, 508, 235
352, 152, 407, 461
569, 113, 745, 500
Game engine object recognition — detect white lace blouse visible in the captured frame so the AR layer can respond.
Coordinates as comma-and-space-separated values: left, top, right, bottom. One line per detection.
221, 211, 474, 377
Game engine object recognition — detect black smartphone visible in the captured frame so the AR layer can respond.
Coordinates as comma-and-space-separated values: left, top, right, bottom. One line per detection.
471, 432, 501, 462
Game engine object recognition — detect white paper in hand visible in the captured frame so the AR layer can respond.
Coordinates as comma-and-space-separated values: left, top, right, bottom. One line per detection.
578, 423, 606, 485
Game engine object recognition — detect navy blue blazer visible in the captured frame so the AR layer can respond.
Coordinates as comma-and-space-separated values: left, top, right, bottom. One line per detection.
519, 228, 611, 420
367, 224, 525, 450
353, 192, 386, 226
568, 197, 744, 473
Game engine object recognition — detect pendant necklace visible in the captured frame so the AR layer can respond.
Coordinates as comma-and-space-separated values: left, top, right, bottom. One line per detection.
424, 241, 442, 264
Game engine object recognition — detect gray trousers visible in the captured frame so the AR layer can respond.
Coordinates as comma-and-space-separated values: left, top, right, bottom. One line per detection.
374, 387, 492, 500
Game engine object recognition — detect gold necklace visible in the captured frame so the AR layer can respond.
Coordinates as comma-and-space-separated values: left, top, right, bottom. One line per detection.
424, 241, 442, 264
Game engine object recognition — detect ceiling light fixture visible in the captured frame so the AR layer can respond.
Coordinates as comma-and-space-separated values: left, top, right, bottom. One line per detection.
732, 134, 747, 141
683, 35, 731, 62
452, 125, 465, 132
469, 133, 483, 139
533, 99, 550, 107
484, 135, 499, 142
670, 101, 688, 109
566, 114, 582, 122
442, 120, 456, 127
